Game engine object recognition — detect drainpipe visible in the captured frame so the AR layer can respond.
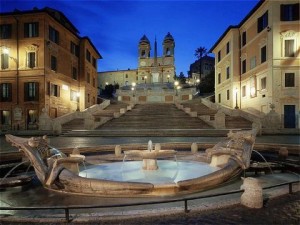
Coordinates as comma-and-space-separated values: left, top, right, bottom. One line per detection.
13, 16, 19, 105
238, 30, 242, 109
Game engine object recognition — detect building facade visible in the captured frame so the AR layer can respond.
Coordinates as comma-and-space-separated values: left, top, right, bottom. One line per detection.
210, 0, 299, 129
0, 7, 101, 131
98, 33, 175, 89
188, 55, 215, 83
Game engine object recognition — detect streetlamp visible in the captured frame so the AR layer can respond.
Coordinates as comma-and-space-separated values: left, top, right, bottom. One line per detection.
144, 76, 147, 84
132, 82, 136, 97
76, 92, 80, 111
174, 81, 179, 96
234, 88, 239, 109
196, 78, 200, 94
167, 75, 170, 83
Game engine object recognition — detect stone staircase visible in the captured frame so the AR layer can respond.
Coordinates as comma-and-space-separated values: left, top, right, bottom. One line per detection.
61, 118, 85, 133
61, 101, 129, 134
181, 99, 252, 129
98, 103, 213, 130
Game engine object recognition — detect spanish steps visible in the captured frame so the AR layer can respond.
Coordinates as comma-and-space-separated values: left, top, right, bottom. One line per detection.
62, 99, 252, 137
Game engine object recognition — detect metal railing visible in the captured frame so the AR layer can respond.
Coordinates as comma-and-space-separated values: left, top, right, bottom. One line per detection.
0, 181, 298, 222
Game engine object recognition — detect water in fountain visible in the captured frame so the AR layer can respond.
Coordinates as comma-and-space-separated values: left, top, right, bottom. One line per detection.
80, 160, 220, 184
0, 160, 30, 185
252, 150, 273, 174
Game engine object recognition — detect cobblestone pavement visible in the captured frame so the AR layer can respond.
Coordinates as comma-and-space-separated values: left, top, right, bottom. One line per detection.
1, 193, 299, 225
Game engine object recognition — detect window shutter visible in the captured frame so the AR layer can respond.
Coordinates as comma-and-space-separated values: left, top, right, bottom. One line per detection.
280, 5, 285, 21
8, 83, 12, 101
0, 84, 3, 101
35, 82, 39, 101
24, 82, 28, 101
293, 3, 299, 20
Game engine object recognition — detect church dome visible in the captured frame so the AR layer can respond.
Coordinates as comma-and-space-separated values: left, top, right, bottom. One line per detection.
139, 34, 150, 44
164, 32, 174, 42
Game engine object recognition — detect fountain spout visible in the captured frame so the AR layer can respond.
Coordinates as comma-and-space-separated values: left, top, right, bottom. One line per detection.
148, 140, 153, 152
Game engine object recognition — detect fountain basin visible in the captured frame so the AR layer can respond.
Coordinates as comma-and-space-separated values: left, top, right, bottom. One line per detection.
80, 160, 220, 184
5, 130, 257, 197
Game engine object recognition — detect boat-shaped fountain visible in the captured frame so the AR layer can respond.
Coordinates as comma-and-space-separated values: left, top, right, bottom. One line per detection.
5, 129, 257, 196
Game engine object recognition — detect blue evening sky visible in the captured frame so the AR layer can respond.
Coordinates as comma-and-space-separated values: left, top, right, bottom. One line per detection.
1, 0, 259, 75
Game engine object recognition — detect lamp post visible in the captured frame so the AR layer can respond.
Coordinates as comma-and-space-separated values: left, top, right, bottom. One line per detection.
132, 82, 136, 97
167, 75, 170, 83
144, 76, 147, 84
174, 81, 179, 96
234, 88, 239, 109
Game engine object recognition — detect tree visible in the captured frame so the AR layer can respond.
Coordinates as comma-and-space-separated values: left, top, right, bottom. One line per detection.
198, 70, 215, 95
177, 72, 186, 84
194, 47, 207, 79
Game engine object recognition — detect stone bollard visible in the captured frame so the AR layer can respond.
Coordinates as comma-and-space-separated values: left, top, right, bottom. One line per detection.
278, 147, 288, 159
155, 143, 161, 152
240, 177, 263, 208
115, 145, 122, 156
191, 142, 198, 153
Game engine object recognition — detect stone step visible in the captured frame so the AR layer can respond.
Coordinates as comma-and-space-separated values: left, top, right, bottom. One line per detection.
62, 128, 244, 137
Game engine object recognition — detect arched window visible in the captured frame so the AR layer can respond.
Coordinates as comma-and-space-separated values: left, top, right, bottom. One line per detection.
166, 48, 171, 56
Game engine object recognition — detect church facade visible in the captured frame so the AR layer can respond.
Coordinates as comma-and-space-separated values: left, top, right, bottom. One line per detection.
98, 33, 176, 89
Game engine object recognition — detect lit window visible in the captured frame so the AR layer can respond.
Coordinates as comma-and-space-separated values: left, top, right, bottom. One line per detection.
242, 85, 246, 97
261, 77, 266, 90
284, 40, 295, 57
0, 83, 12, 102
250, 56, 256, 69
24, 22, 39, 38
24, 82, 39, 101
1, 53, 9, 69
70, 90, 77, 101
0, 110, 11, 125
27, 52, 36, 68
50, 84, 60, 97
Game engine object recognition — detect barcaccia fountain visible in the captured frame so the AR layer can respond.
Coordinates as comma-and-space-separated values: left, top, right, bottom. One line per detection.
5, 129, 257, 196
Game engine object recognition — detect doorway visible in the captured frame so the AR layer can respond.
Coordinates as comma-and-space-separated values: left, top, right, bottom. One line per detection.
284, 105, 296, 128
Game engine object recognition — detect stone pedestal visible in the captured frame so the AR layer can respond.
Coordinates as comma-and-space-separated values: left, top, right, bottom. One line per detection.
278, 147, 288, 159
214, 110, 225, 129
191, 142, 198, 153
115, 145, 122, 156
142, 159, 158, 170
240, 177, 263, 208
